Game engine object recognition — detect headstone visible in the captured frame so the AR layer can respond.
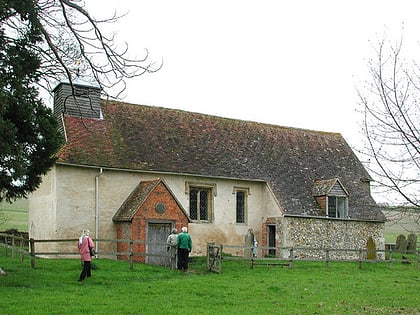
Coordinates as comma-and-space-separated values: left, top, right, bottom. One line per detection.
244, 228, 254, 258
395, 234, 407, 253
406, 234, 417, 253
0, 267, 6, 276
366, 236, 376, 260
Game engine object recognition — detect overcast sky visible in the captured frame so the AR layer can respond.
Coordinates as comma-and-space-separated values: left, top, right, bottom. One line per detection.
83, 0, 419, 150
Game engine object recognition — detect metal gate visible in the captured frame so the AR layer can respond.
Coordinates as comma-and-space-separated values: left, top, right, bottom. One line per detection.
147, 222, 171, 266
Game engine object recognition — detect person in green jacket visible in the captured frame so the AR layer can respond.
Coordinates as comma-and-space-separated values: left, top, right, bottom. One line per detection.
177, 226, 192, 271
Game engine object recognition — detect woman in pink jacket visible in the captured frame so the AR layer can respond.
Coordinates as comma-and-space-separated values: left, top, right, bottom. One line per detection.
77, 229, 95, 282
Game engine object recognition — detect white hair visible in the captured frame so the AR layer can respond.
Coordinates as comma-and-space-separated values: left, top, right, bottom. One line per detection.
181, 227, 188, 233
79, 229, 90, 244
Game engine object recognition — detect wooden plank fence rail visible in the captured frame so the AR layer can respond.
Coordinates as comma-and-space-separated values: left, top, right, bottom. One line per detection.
1, 234, 176, 269
2, 233, 419, 271
0, 233, 28, 262
219, 244, 420, 271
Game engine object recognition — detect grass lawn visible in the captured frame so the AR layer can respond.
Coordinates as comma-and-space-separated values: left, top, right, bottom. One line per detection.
0, 248, 419, 315
0, 199, 28, 232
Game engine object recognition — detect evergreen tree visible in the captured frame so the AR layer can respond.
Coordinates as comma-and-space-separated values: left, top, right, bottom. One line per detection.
0, 0, 62, 202
0, 0, 158, 201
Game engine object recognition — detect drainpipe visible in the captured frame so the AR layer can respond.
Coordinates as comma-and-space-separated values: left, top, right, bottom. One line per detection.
95, 168, 103, 257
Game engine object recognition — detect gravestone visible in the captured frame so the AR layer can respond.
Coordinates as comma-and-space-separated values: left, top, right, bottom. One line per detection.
244, 228, 254, 258
395, 234, 407, 253
406, 234, 417, 253
366, 236, 376, 260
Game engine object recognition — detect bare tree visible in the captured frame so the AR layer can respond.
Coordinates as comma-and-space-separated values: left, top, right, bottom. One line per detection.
357, 36, 419, 211
17, 0, 160, 96
0, 1, 160, 201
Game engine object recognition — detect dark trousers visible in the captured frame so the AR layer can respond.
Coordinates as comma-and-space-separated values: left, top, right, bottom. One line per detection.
177, 248, 189, 270
79, 261, 92, 281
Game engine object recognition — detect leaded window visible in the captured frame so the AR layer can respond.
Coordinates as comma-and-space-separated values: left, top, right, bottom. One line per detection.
327, 196, 348, 218
236, 191, 246, 223
190, 188, 211, 221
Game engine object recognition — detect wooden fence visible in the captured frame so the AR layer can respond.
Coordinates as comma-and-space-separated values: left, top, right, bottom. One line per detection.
0, 232, 28, 263
207, 243, 420, 273
2, 233, 419, 273
0, 233, 176, 269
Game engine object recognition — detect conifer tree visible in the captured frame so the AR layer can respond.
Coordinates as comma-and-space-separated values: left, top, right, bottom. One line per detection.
0, 0, 158, 201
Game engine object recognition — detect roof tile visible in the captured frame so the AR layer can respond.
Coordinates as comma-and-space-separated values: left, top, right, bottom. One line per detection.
58, 101, 385, 221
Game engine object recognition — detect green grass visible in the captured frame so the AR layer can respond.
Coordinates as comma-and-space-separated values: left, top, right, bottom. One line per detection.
385, 232, 420, 245
0, 199, 28, 232
0, 249, 419, 315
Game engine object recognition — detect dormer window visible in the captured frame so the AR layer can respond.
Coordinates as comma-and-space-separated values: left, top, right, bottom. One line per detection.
313, 178, 349, 218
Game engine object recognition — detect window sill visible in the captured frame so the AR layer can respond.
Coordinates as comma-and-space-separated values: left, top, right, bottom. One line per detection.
191, 220, 213, 224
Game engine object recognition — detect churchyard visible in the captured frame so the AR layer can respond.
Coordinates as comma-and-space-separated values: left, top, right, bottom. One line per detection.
1, 245, 419, 314
1, 200, 419, 314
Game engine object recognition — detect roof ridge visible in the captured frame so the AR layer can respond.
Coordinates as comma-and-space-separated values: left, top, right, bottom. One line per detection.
101, 99, 343, 136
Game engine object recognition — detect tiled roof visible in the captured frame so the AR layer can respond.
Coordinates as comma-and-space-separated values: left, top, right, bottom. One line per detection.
112, 178, 190, 222
112, 179, 160, 222
58, 100, 385, 221
312, 178, 348, 196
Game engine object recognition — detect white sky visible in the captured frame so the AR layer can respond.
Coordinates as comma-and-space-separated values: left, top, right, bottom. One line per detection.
83, 0, 420, 149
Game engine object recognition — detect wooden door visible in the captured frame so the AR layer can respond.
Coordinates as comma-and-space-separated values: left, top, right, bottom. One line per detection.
147, 222, 172, 266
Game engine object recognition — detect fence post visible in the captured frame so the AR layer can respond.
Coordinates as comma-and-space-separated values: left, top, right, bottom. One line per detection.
358, 249, 363, 269
30, 238, 35, 269
207, 242, 215, 271
206, 243, 210, 270
220, 245, 223, 273
325, 249, 330, 269
129, 240, 134, 270
388, 249, 393, 269
5, 236, 8, 258
20, 238, 24, 262
289, 248, 294, 268
11, 236, 15, 258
